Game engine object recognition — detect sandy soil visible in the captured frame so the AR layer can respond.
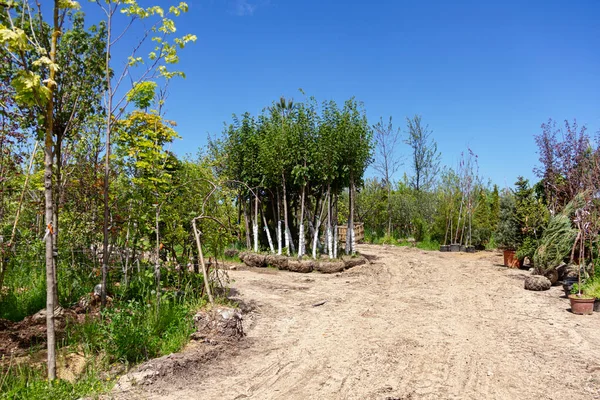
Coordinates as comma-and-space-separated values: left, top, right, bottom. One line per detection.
114, 244, 600, 400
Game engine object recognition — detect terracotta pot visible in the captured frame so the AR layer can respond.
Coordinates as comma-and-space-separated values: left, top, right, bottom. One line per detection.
503, 250, 521, 268
569, 294, 595, 315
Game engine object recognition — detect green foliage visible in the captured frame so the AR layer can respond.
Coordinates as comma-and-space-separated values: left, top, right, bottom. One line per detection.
0, 363, 112, 400
533, 193, 584, 271
0, 256, 46, 322
582, 277, 600, 299
495, 191, 520, 250
127, 81, 157, 109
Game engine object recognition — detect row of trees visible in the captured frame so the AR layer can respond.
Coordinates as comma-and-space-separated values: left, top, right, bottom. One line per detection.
210, 95, 373, 258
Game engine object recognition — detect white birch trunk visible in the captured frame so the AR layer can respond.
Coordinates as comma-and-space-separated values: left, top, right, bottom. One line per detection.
327, 226, 333, 258
253, 223, 258, 253
298, 224, 305, 257
312, 221, 322, 259
333, 226, 338, 259
263, 215, 275, 253
277, 220, 282, 255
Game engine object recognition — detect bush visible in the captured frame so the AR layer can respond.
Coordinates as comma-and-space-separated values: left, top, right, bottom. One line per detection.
495, 193, 520, 250
412, 217, 427, 242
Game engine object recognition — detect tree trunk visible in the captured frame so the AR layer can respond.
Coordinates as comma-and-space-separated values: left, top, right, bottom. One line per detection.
327, 184, 333, 259
192, 219, 214, 305
263, 214, 275, 254
387, 183, 392, 238
333, 193, 338, 259
155, 204, 161, 302
44, 0, 60, 380
312, 189, 328, 259
101, 5, 113, 308
243, 199, 251, 250
282, 173, 294, 254
298, 184, 306, 257
346, 175, 355, 255
454, 195, 465, 244
276, 189, 282, 255
253, 192, 259, 252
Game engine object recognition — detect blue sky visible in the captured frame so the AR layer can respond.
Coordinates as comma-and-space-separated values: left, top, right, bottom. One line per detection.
85, 0, 600, 188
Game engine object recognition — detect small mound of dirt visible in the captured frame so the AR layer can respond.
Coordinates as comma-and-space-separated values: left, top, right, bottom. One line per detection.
191, 307, 244, 342
315, 260, 345, 274
342, 255, 368, 269
0, 307, 77, 357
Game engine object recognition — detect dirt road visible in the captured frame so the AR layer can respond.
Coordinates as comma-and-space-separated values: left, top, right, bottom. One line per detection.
118, 245, 600, 399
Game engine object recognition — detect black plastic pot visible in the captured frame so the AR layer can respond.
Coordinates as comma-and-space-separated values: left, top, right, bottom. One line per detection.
466, 246, 476, 253
439, 245, 450, 252
460, 245, 467, 252
449, 244, 460, 252
562, 278, 578, 297
594, 299, 600, 312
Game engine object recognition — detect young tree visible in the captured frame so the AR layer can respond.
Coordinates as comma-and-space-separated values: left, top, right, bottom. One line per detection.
405, 115, 441, 192
0, 0, 83, 380
339, 99, 373, 255
372, 116, 401, 237
94, 1, 196, 306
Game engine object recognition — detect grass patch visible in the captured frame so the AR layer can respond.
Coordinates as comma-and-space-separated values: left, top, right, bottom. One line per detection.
0, 362, 113, 400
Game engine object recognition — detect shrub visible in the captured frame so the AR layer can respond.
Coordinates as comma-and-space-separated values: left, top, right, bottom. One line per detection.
495, 193, 520, 250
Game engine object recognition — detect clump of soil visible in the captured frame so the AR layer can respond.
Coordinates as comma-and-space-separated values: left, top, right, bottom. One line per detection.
191, 306, 244, 342
265, 254, 288, 270
0, 307, 78, 357
239, 252, 266, 268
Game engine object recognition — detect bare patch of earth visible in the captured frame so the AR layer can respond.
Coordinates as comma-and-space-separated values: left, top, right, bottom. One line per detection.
108, 245, 600, 400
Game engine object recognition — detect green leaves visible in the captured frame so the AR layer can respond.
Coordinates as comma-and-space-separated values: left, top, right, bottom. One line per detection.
58, 0, 81, 10
0, 26, 28, 52
127, 81, 157, 109
11, 71, 52, 107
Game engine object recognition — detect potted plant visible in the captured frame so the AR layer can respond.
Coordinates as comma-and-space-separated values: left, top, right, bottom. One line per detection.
580, 278, 600, 312
568, 206, 595, 315
495, 192, 521, 267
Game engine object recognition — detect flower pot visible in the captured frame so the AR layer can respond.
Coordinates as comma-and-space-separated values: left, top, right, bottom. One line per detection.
466, 246, 476, 253
569, 294, 595, 315
503, 250, 520, 268
460, 245, 467, 252
439, 245, 450, 252
449, 244, 460, 252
